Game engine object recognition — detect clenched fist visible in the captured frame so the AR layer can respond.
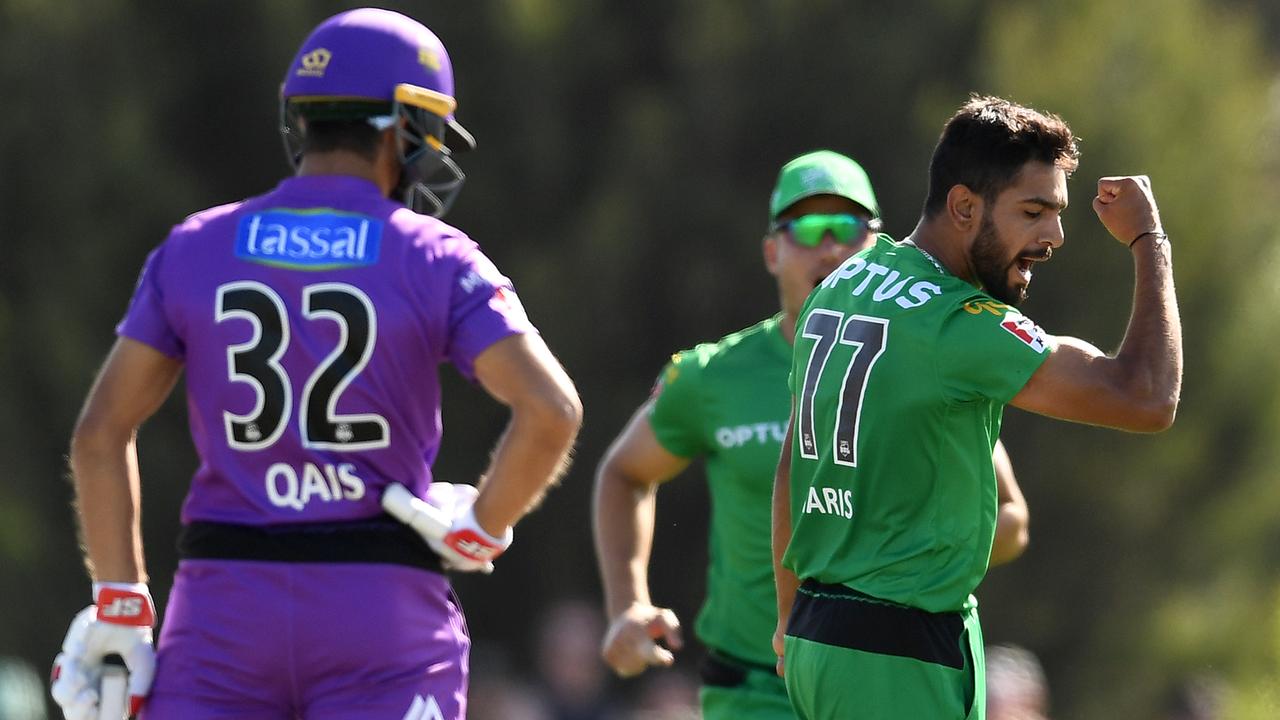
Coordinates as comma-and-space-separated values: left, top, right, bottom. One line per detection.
600, 603, 683, 678
1092, 176, 1163, 246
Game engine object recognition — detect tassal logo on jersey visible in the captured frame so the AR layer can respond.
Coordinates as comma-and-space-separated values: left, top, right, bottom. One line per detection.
716, 421, 786, 448
236, 209, 382, 270
819, 256, 943, 309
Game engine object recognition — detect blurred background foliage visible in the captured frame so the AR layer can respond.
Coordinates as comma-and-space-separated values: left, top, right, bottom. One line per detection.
1, 1, 1278, 718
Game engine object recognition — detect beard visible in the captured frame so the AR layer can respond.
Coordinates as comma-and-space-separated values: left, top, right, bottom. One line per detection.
970, 212, 1027, 306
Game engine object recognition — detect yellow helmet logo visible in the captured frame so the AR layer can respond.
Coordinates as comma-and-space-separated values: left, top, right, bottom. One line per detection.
418, 47, 442, 72
296, 48, 332, 78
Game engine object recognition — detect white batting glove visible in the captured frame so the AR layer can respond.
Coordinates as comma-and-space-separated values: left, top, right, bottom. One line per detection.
385, 482, 513, 573
51, 583, 156, 720
437, 497, 513, 573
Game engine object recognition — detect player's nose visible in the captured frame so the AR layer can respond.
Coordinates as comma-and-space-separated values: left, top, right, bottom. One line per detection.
1045, 216, 1065, 250
818, 233, 847, 259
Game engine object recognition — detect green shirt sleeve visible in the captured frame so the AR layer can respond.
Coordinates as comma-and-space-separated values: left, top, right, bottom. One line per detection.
647, 349, 708, 458
935, 297, 1055, 404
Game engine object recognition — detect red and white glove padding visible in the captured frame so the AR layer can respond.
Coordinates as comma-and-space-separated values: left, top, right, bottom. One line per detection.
51, 582, 156, 720
418, 482, 514, 573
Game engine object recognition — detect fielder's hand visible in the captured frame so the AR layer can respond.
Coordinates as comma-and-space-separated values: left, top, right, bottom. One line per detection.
383, 482, 513, 573
51, 583, 156, 720
1093, 176, 1163, 247
601, 602, 683, 678
772, 621, 787, 678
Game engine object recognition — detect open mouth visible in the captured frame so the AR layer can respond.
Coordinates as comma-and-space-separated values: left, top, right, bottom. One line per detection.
1015, 257, 1034, 284
1015, 249, 1051, 284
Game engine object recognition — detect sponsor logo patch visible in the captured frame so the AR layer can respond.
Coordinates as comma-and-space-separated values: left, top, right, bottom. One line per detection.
799, 167, 831, 190
715, 421, 787, 448
402, 693, 444, 720
296, 48, 332, 78
1000, 311, 1049, 354
964, 299, 1011, 315
236, 209, 382, 270
418, 47, 441, 72
492, 286, 529, 324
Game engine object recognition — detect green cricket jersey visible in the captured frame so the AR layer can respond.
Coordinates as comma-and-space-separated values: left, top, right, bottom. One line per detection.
785, 235, 1053, 613
649, 314, 792, 668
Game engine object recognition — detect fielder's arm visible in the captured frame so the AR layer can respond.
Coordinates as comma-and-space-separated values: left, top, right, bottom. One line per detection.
1012, 176, 1182, 432
989, 438, 1029, 567
593, 399, 689, 676
469, 333, 582, 535
771, 407, 800, 676
71, 338, 183, 583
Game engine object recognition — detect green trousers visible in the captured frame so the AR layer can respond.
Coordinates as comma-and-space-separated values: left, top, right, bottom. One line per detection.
698, 649, 796, 720
781, 581, 985, 720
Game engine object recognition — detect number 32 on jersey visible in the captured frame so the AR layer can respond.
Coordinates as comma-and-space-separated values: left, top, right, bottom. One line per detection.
215, 280, 389, 452
796, 310, 888, 467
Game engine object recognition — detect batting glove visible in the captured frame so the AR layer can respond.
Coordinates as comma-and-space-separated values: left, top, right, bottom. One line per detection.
51, 582, 156, 720
396, 482, 513, 573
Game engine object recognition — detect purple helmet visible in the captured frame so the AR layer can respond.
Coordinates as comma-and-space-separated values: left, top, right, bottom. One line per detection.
280, 8, 474, 217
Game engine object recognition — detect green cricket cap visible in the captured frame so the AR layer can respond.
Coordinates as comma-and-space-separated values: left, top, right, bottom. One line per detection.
769, 150, 880, 221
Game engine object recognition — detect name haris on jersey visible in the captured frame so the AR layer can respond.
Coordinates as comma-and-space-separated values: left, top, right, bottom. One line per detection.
803, 485, 853, 519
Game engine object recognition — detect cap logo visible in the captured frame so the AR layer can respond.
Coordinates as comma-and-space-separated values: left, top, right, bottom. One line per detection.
419, 47, 441, 72
296, 48, 332, 78
800, 167, 831, 189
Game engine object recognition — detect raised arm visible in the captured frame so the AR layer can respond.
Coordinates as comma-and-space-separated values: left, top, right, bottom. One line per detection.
594, 399, 690, 677
1012, 176, 1182, 432
71, 337, 183, 583
470, 333, 582, 533
989, 438, 1029, 567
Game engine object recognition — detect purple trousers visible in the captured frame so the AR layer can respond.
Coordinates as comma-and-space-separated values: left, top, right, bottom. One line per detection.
141, 559, 469, 719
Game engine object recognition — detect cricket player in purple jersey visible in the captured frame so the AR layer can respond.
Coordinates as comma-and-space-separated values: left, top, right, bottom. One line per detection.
50, 9, 582, 720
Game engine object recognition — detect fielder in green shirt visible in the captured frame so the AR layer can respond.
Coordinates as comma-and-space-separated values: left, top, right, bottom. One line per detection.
593, 151, 1031, 720
773, 97, 1182, 720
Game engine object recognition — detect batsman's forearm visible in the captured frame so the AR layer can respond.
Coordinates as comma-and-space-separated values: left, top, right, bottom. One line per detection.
473, 398, 581, 532
69, 429, 147, 584
1115, 238, 1183, 428
593, 467, 658, 619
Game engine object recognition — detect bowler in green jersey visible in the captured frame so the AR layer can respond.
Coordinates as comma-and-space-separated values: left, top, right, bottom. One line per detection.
593, 151, 1031, 720
773, 97, 1182, 720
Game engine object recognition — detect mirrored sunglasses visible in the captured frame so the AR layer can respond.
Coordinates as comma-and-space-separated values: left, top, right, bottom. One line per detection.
771, 213, 882, 247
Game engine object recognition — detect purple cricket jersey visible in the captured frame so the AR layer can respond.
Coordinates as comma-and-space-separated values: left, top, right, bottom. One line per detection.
118, 175, 534, 526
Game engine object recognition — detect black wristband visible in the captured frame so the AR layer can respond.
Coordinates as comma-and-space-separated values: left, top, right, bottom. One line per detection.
1129, 230, 1168, 248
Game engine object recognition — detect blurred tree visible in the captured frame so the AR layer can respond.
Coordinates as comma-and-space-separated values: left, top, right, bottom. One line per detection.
978, 0, 1280, 717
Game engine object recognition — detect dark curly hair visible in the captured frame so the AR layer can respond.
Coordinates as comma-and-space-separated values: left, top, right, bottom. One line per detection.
923, 95, 1079, 217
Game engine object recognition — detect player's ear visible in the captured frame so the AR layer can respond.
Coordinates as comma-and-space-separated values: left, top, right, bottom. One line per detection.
946, 185, 981, 233
382, 125, 402, 155
763, 233, 780, 274
373, 128, 403, 195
